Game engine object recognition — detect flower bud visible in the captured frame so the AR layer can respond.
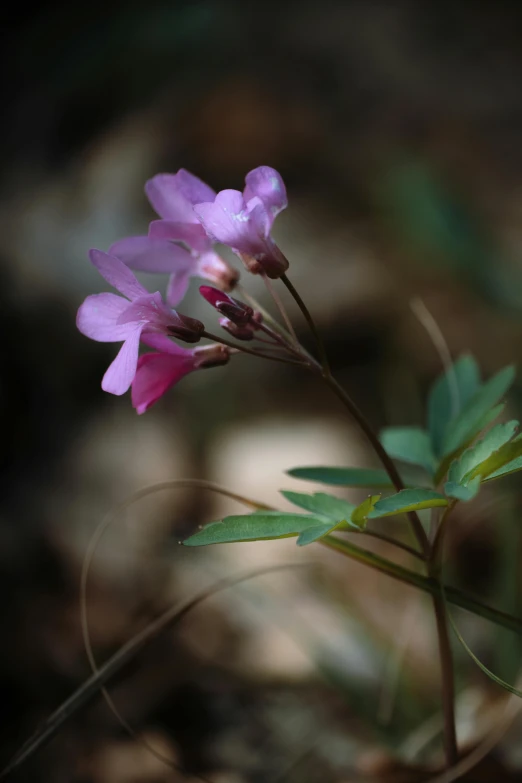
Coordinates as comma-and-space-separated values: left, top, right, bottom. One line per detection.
194, 343, 230, 368
168, 313, 205, 343
199, 286, 253, 325
219, 317, 255, 341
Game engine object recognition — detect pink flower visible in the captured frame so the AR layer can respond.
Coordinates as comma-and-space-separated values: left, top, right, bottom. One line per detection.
76, 250, 203, 396
110, 169, 238, 306
194, 166, 288, 279
131, 334, 229, 414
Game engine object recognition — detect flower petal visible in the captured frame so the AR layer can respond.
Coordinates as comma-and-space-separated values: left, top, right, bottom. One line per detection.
145, 170, 215, 222
194, 190, 255, 250
148, 220, 211, 253
76, 293, 135, 342
89, 249, 148, 300
141, 333, 192, 354
102, 325, 144, 395
109, 236, 195, 274
244, 166, 287, 225
166, 271, 191, 307
116, 292, 177, 331
131, 350, 196, 413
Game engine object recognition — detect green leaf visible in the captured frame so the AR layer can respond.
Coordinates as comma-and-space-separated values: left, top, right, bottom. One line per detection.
447, 421, 518, 485
468, 435, 522, 482
444, 476, 481, 502
442, 365, 515, 457
367, 488, 447, 519
286, 466, 396, 488
184, 513, 324, 547
281, 490, 356, 523
380, 426, 437, 475
296, 520, 345, 547
351, 495, 381, 528
485, 453, 522, 481
428, 355, 481, 457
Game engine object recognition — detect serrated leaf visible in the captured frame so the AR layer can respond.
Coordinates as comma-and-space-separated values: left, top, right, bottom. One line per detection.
367, 488, 447, 519
184, 513, 324, 547
380, 427, 437, 475
442, 365, 515, 457
428, 355, 481, 457
296, 520, 345, 546
286, 466, 396, 488
281, 490, 356, 523
444, 476, 481, 502
351, 495, 381, 528
447, 421, 518, 486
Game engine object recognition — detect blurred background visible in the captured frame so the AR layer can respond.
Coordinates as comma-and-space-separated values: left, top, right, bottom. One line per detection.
3, 1, 522, 780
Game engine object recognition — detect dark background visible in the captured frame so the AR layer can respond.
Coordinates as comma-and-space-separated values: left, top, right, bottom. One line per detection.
2, 2, 522, 781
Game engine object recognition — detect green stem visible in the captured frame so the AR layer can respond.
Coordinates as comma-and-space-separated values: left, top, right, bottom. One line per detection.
321, 535, 522, 636
322, 374, 431, 559
431, 592, 458, 765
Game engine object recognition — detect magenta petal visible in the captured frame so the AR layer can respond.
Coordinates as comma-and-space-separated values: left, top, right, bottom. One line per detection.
131, 350, 196, 413
76, 293, 135, 342
102, 325, 144, 395
244, 166, 287, 224
89, 249, 148, 301
148, 220, 211, 253
145, 170, 215, 223
109, 236, 194, 274
141, 333, 191, 354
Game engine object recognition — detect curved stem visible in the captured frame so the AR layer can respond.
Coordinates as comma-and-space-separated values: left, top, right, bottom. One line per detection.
262, 273, 298, 344
321, 373, 431, 559
281, 273, 331, 374
356, 529, 425, 561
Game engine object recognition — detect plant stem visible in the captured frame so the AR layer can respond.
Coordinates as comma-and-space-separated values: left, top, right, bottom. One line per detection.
281, 273, 331, 374
322, 373, 431, 559
201, 331, 306, 367
431, 592, 459, 765
320, 535, 522, 635
262, 273, 299, 344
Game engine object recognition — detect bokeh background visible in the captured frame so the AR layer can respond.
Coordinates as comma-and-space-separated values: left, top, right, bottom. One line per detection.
3, 1, 522, 781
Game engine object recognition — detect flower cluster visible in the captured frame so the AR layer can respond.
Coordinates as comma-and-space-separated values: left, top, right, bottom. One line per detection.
77, 166, 288, 412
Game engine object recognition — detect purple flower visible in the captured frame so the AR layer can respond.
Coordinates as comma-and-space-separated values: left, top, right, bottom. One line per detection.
76, 250, 203, 396
131, 335, 229, 414
194, 166, 289, 279
110, 169, 238, 306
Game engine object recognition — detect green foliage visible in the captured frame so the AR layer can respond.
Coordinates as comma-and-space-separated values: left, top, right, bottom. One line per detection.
447, 422, 518, 485
380, 426, 436, 475
469, 435, 522, 481
184, 512, 325, 546
441, 365, 515, 457
428, 355, 481, 458
367, 489, 447, 519
444, 476, 481, 502
351, 495, 381, 528
296, 521, 345, 547
286, 466, 397, 488
281, 490, 356, 524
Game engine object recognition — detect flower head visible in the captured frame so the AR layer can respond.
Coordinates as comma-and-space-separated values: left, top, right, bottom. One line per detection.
131, 334, 229, 414
76, 250, 203, 396
194, 166, 288, 279
110, 169, 238, 307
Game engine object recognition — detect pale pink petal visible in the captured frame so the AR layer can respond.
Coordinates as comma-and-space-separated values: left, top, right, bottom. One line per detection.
166, 271, 191, 307
141, 333, 192, 354
195, 250, 239, 290
109, 236, 194, 274
76, 293, 135, 342
194, 190, 257, 250
116, 292, 176, 331
244, 166, 287, 227
148, 220, 211, 253
102, 325, 144, 395
131, 350, 197, 413
89, 249, 148, 301
145, 170, 215, 223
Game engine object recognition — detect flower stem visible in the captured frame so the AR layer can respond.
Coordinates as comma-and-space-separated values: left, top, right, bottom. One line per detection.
201, 331, 307, 367
262, 273, 298, 344
431, 592, 459, 765
281, 273, 331, 374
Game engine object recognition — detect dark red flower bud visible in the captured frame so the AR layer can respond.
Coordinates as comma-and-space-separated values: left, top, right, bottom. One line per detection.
199, 286, 253, 326
219, 317, 256, 341
168, 313, 205, 343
